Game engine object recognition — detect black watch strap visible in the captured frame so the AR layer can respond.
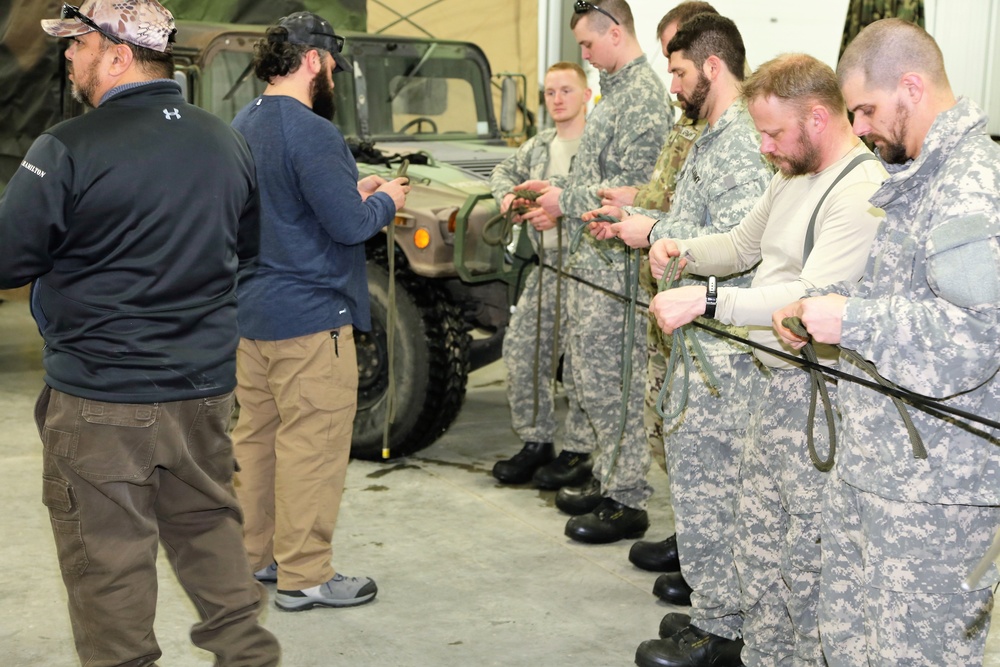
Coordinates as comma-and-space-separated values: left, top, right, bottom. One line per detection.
704, 275, 718, 319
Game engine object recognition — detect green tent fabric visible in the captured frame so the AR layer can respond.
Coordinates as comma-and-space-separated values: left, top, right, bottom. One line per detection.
0, 0, 365, 188
162, 0, 365, 30
840, 0, 925, 60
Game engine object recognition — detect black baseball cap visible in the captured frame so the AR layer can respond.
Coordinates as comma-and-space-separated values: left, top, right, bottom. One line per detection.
277, 12, 350, 73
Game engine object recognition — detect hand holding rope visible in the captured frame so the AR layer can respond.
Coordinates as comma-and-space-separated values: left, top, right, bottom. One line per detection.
653, 257, 720, 421
782, 315, 926, 470
483, 189, 543, 247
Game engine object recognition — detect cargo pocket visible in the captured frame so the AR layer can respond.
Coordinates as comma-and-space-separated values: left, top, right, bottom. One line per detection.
42, 476, 89, 575
190, 393, 237, 484
300, 376, 355, 412
72, 402, 159, 479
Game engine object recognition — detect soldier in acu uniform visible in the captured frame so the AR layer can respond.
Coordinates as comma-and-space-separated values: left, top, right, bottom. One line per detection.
586, 13, 771, 666
516, 0, 672, 543
489, 62, 596, 486
589, 1, 719, 579
642, 54, 887, 667
775, 18, 1000, 667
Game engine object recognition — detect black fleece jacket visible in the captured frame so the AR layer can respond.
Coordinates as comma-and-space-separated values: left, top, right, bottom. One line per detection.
0, 81, 260, 402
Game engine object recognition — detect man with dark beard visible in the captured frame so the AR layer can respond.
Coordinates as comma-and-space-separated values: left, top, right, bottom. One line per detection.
584, 14, 770, 666
641, 53, 886, 667
230, 12, 409, 612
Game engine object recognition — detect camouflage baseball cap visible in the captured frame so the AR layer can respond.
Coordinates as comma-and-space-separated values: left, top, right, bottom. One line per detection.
276, 12, 351, 73
41, 0, 176, 53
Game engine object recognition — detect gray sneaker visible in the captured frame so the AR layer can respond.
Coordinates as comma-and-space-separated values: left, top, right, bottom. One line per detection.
254, 562, 278, 583
275, 573, 378, 611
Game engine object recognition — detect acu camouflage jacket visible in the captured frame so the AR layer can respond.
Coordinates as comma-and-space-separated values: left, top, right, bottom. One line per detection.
833, 98, 1000, 505
550, 55, 671, 271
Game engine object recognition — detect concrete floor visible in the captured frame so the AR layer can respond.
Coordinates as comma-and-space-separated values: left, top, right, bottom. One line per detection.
1, 297, 998, 666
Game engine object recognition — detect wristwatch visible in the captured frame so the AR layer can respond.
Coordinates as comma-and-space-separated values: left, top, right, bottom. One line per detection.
704, 276, 717, 319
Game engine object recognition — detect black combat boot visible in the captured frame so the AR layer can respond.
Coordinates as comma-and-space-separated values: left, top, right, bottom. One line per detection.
555, 477, 602, 515
492, 441, 555, 484
652, 571, 692, 606
629, 533, 681, 572
532, 450, 592, 489
565, 498, 649, 544
635, 624, 744, 667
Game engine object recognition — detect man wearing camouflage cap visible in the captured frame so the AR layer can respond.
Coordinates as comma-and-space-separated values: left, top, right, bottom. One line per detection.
775, 18, 1000, 666
0, 0, 280, 664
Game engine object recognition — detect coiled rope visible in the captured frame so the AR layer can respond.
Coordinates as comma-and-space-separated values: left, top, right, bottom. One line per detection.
653, 256, 719, 422
782, 316, 926, 471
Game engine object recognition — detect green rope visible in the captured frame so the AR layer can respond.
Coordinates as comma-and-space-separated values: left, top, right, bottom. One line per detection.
601, 245, 642, 485
654, 257, 720, 421
382, 160, 408, 459
550, 226, 563, 399
529, 257, 1000, 442
781, 316, 927, 470
483, 190, 542, 247
781, 317, 838, 472
568, 213, 616, 265
530, 242, 544, 425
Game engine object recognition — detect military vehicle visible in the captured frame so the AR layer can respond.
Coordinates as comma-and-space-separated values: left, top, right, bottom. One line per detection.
45, 21, 531, 460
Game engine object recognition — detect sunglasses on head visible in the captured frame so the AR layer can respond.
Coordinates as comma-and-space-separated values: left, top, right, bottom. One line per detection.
311, 31, 346, 54
573, 0, 620, 26
61, 3, 123, 44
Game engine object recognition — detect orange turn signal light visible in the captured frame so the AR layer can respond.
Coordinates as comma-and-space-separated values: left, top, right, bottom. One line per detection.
414, 227, 431, 249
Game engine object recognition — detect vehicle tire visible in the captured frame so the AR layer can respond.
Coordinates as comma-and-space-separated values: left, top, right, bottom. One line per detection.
351, 260, 471, 460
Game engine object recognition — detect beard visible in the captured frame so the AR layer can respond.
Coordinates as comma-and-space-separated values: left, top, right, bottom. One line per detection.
870, 102, 910, 164
69, 55, 102, 108
679, 73, 710, 121
768, 122, 822, 177
310, 69, 336, 120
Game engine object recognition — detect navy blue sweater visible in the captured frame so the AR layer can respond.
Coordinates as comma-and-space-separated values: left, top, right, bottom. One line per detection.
232, 95, 396, 339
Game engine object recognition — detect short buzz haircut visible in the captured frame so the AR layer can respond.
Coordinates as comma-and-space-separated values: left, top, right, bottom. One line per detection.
837, 18, 949, 91
666, 13, 747, 81
656, 2, 718, 40
570, 0, 636, 38
546, 61, 588, 88
742, 53, 846, 118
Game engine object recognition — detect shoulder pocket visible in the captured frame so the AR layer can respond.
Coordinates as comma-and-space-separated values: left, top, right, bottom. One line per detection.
926, 212, 1000, 309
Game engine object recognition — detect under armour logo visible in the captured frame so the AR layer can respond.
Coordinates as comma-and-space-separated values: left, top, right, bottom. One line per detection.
163, 108, 181, 120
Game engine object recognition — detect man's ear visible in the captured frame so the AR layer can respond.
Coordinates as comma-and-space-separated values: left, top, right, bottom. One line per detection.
608, 24, 623, 46
899, 72, 925, 105
702, 54, 722, 82
305, 48, 323, 74
809, 104, 830, 135
107, 42, 135, 76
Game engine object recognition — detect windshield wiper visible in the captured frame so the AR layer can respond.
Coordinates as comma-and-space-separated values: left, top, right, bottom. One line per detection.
388, 43, 438, 103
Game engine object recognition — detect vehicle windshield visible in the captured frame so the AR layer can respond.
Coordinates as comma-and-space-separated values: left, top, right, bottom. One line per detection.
199, 36, 495, 142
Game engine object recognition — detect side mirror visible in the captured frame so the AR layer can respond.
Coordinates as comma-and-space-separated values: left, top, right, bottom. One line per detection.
173, 70, 189, 102
499, 76, 517, 134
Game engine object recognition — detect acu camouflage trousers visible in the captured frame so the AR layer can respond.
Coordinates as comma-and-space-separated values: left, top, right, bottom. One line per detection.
735, 369, 830, 667
503, 263, 596, 453
566, 265, 652, 510
820, 472, 1000, 667
662, 348, 756, 639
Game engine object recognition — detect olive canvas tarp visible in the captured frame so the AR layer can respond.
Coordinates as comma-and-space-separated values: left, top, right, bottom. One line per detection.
0, 0, 365, 188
